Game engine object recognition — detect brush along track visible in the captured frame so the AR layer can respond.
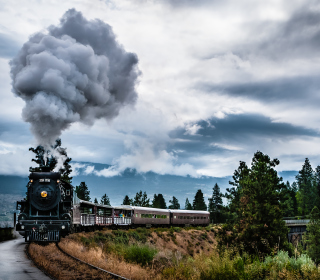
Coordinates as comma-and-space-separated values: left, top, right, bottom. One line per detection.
25, 243, 56, 279
56, 243, 129, 280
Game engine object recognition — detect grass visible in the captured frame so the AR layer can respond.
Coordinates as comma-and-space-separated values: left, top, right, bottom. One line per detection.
28, 243, 111, 279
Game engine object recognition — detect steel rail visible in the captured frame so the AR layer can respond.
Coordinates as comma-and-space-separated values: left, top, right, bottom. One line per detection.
55, 243, 129, 280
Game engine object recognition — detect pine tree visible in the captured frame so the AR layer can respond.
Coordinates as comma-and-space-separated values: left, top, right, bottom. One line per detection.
141, 191, 150, 207
169, 196, 180, 209
122, 195, 132, 205
133, 191, 150, 207
225, 161, 249, 220
296, 158, 315, 215
101, 194, 111, 206
282, 181, 294, 217
94, 198, 98, 203
75, 182, 90, 201
291, 182, 299, 216
152, 194, 167, 209
219, 151, 289, 256
208, 183, 223, 223
315, 166, 320, 209
305, 206, 320, 264
193, 189, 207, 210
185, 198, 192, 210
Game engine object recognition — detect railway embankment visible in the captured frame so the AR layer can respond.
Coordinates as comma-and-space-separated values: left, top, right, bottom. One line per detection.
29, 225, 320, 279
29, 225, 217, 279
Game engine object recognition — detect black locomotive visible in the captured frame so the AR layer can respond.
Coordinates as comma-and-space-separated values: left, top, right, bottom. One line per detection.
16, 171, 73, 242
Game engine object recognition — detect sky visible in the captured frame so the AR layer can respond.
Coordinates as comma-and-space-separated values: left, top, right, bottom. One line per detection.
0, 0, 320, 180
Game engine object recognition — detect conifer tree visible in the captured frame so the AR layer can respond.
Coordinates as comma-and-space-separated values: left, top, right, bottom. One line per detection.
296, 158, 315, 215
315, 166, 320, 209
208, 183, 223, 223
133, 190, 150, 207
75, 182, 90, 201
219, 151, 289, 256
282, 181, 294, 217
225, 161, 249, 220
122, 195, 132, 205
94, 198, 98, 203
101, 194, 111, 206
152, 194, 167, 209
291, 182, 299, 216
169, 196, 180, 209
193, 189, 207, 210
305, 206, 320, 264
185, 198, 192, 210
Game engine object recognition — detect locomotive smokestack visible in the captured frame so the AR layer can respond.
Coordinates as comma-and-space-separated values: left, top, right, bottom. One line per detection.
10, 9, 139, 147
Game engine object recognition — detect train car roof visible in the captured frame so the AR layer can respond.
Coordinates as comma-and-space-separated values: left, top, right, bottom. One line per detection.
78, 199, 113, 209
114, 206, 170, 213
169, 209, 210, 214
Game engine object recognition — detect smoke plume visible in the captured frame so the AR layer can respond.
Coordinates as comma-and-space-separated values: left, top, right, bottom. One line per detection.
10, 9, 139, 146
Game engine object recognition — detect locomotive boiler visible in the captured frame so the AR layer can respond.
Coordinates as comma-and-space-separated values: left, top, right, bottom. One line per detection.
16, 171, 73, 242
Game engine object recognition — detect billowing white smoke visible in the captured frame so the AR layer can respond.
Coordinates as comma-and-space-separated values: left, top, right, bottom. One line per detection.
10, 9, 139, 147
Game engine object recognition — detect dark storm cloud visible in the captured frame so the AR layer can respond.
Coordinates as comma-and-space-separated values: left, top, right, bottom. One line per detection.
259, 5, 320, 59
0, 33, 20, 58
169, 113, 319, 156
10, 9, 140, 146
199, 76, 320, 104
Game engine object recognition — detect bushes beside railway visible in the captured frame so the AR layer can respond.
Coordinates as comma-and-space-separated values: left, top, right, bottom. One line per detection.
0, 227, 14, 242
71, 228, 157, 266
162, 248, 320, 280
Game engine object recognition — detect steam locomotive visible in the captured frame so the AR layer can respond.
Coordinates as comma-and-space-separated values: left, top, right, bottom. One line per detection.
16, 171, 210, 242
16, 171, 73, 242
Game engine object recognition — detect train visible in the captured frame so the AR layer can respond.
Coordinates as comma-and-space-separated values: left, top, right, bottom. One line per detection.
15, 171, 210, 242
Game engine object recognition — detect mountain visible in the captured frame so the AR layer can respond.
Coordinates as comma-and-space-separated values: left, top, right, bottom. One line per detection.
0, 161, 298, 208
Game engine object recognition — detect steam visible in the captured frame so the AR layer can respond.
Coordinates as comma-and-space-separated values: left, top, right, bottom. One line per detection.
10, 9, 139, 147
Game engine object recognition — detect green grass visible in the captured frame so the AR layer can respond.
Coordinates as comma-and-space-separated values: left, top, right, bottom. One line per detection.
124, 244, 157, 266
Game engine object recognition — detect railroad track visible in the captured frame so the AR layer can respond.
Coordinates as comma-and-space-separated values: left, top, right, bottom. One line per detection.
55, 243, 129, 280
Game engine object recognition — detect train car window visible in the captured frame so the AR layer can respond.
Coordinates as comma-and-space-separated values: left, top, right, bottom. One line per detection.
66, 190, 70, 196
174, 216, 176, 219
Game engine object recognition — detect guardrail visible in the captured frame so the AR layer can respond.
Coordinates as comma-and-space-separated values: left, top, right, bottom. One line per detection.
96, 216, 112, 225
284, 219, 310, 225
80, 214, 96, 225
114, 217, 131, 225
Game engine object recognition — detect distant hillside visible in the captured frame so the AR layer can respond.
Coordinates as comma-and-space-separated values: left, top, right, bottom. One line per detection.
0, 162, 298, 207
0, 175, 28, 195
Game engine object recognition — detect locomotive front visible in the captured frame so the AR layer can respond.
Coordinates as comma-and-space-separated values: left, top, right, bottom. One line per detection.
16, 171, 73, 242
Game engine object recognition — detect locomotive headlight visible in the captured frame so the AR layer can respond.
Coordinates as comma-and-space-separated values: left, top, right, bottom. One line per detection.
61, 225, 65, 229
41, 191, 48, 198
21, 225, 24, 229
57, 180, 60, 183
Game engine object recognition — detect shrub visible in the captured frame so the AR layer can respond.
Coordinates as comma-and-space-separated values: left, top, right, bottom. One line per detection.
124, 244, 157, 266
